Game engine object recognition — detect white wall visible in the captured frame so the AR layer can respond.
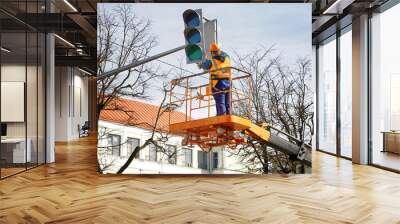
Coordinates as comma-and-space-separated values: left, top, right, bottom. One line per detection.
219, 148, 248, 173
98, 120, 246, 174
1, 62, 47, 163
1, 65, 27, 138
103, 157, 208, 174
54, 67, 89, 141
98, 120, 200, 169
55, 66, 68, 140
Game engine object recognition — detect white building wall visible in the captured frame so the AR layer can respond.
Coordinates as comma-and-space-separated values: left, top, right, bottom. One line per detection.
98, 120, 247, 174
103, 157, 208, 174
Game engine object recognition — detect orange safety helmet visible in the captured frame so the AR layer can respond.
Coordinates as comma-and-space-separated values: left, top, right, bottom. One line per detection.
209, 43, 220, 52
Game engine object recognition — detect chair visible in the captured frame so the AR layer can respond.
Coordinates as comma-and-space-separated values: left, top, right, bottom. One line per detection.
78, 121, 90, 138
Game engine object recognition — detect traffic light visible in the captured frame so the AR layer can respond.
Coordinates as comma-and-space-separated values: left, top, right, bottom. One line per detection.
183, 9, 204, 64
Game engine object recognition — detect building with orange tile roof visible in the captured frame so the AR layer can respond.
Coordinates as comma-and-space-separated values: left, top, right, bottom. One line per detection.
98, 98, 246, 174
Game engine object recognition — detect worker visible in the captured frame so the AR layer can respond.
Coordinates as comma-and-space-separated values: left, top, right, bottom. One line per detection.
198, 43, 232, 116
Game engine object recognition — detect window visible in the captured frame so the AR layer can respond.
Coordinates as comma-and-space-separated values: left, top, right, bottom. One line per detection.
390, 75, 400, 129
317, 35, 337, 154
183, 148, 192, 167
108, 134, 121, 156
212, 152, 219, 169
127, 137, 140, 158
148, 144, 157, 161
339, 26, 352, 158
198, 151, 208, 170
370, 4, 400, 171
166, 145, 177, 164
0, 2, 47, 179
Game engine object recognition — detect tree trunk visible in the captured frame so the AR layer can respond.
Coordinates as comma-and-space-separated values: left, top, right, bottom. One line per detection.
262, 145, 269, 174
117, 139, 151, 174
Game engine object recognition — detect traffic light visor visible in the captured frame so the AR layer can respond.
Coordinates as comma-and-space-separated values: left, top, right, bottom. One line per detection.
183, 10, 201, 27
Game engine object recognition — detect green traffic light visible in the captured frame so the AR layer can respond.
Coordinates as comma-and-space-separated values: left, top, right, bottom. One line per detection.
185, 45, 203, 61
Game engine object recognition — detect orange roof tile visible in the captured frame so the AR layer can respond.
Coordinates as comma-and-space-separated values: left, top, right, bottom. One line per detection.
99, 98, 188, 132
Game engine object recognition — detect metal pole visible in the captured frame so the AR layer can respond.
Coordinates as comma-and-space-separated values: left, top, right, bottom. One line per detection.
215, 19, 218, 44
229, 77, 232, 115
185, 79, 189, 122
208, 88, 211, 118
98, 44, 186, 80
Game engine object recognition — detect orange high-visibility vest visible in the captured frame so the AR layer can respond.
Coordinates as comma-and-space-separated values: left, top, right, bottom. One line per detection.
209, 56, 231, 88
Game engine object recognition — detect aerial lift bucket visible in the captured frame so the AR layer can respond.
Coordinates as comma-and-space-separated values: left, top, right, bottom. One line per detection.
167, 67, 311, 166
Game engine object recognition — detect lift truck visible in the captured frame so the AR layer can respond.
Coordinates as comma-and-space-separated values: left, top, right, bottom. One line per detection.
167, 67, 312, 168
98, 47, 312, 170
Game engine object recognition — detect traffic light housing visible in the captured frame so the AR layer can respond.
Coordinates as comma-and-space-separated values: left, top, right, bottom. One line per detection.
183, 9, 204, 64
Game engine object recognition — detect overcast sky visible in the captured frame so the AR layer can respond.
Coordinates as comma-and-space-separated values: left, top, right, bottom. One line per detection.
99, 3, 311, 106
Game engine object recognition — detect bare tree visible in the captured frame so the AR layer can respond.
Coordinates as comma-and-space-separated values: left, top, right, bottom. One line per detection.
115, 78, 184, 174
96, 4, 191, 174
96, 85, 182, 173
96, 126, 120, 172
231, 46, 313, 174
96, 58, 187, 174
97, 4, 161, 122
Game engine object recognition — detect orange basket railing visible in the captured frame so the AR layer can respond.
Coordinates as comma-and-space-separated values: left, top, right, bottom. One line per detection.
168, 67, 253, 124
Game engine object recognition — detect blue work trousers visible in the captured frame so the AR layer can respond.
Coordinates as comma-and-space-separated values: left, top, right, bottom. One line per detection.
212, 80, 231, 116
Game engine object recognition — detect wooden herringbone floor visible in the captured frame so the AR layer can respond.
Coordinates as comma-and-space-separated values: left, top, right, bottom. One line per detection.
0, 136, 400, 224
